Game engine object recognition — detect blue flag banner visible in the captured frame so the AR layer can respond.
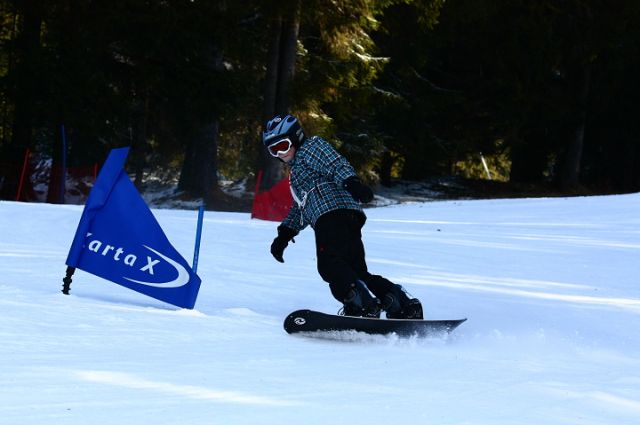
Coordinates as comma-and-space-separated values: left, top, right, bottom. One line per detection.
66, 147, 202, 309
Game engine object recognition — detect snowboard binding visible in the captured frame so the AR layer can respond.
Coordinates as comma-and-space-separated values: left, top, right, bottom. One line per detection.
340, 280, 381, 318
382, 285, 423, 320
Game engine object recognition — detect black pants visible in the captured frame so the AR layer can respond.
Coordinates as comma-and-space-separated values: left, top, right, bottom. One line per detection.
314, 209, 396, 302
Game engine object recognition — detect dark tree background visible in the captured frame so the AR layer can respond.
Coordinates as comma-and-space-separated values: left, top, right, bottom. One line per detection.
1, 0, 638, 206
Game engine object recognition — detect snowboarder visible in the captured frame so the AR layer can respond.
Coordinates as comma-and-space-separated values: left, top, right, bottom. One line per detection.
263, 114, 423, 319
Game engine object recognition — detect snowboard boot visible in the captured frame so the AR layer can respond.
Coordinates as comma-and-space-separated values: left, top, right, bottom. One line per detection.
341, 280, 381, 318
382, 284, 423, 320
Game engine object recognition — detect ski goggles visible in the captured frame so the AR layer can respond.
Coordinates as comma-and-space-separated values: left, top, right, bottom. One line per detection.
267, 138, 293, 157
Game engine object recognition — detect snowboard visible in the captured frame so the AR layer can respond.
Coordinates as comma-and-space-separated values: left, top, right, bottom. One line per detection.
284, 309, 466, 338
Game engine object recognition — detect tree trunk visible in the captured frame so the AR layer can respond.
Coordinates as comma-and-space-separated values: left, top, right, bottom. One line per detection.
508, 123, 551, 184
46, 125, 65, 204
178, 41, 226, 208
509, 140, 549, 184
178, 120, 219, 203
259, 1, 301, 191
560, 63, 591, 189
379, 151, 394, 187
1, 0, 42, 200
262, 15, 282, 124
130, 91, 149, 189
275, 3, 300, 114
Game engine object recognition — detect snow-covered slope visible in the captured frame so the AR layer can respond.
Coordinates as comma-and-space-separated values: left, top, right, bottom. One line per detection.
1, 194, 639, 424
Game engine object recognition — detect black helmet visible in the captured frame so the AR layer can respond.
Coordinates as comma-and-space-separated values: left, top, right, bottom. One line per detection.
262, 115, 305, 147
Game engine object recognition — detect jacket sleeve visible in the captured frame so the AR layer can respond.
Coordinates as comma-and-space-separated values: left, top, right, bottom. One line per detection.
281, 203, 307, 232
304, 137, 357, 186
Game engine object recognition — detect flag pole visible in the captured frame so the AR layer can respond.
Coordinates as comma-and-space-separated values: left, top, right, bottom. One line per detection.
192, 203, 205, 274
16, 148, 30, 201
62, 266, 75, 295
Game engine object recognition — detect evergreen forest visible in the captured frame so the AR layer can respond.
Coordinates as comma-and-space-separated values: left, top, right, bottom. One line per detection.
1, 0, 639, 207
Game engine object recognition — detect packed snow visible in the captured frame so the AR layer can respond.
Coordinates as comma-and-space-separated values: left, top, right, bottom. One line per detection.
1, 193, 639, 424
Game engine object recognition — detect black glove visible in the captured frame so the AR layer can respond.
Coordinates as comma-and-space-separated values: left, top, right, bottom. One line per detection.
343, 176, 374, 203
270, 225, 298, 263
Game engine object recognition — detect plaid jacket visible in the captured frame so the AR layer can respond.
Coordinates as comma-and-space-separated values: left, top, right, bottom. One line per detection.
282, 136, 363, 231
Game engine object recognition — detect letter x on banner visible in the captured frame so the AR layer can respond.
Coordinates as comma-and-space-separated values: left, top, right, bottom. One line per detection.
65, 147, 202, 309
